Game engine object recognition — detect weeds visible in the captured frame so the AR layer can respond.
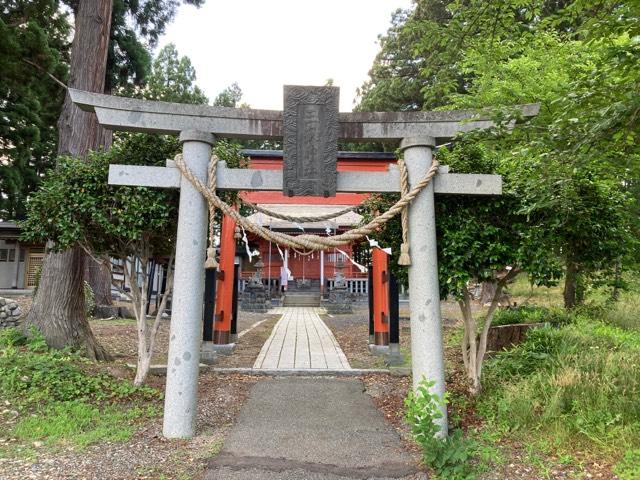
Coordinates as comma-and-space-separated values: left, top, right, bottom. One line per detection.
615, 449, 640, 480
0, 328, 159, 453
491, 305, 571, 327
479, 319, 640, 456
405, 379, 483, 479
603, 292, 640, 332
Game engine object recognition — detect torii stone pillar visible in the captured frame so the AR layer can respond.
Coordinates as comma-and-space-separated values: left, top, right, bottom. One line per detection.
401, 137, 447, 435
163, 130, 214, 438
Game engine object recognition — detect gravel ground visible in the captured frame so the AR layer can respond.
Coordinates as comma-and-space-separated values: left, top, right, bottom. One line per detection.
8, 298, 619, 479
88, 311, 281, 366
214, 314, 281, 368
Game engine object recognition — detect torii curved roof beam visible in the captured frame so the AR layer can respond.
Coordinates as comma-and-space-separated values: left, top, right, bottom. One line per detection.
69, 89, 539, 142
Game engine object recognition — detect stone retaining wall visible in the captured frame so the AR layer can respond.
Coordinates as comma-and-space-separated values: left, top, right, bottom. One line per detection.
0, 297, 22, 328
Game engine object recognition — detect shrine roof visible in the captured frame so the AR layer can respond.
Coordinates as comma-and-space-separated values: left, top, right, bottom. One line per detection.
241, 150, 396, 161
246, 204, 363, 230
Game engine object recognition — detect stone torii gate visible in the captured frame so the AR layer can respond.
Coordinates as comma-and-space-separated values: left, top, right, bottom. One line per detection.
69, 87, 538, 439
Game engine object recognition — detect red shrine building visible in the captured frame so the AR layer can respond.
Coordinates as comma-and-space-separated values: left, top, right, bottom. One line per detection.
238, 150, 396, 295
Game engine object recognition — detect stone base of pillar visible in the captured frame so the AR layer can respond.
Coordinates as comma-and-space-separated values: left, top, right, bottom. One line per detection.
200, 341, 218, 365
210, 343, 236, 355
368, 344, 390, 356
386, 343, 405, 366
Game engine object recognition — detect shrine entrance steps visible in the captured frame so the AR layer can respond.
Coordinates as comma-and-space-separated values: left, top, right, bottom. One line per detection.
283, 292, 321, 307
205, 377, 421, 479
253, 307, 350, 371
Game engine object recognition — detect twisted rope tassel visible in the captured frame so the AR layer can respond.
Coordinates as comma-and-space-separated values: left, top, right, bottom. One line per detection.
204, 154, 220, 269
397, 156, 411, 266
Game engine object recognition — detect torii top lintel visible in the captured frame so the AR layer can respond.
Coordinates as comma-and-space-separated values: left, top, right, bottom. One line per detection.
69, 88, 539, 142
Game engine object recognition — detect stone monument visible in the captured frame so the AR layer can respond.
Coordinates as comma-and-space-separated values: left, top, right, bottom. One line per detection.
240, 258, 271, 313
323, 256, 352, 314
283, 85, 339, 197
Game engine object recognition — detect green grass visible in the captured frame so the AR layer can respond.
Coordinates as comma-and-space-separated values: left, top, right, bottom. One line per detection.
508, 274, 564, 308
491, 304, 571, 327
479, 318, 640, 460
12, 401, 156, 447
0, 328, 160, 455
90, 317, 137, 327
603, 291, 640, 332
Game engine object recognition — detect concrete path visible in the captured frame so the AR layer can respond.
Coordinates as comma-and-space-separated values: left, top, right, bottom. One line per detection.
253, 307, 351, 370
206, 377, 422, 480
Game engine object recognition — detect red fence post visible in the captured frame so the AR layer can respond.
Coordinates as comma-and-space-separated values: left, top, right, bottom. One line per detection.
213, 214, 236, 345
372, 247, 390, 346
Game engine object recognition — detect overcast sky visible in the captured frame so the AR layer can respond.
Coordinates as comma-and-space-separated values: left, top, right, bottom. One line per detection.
158, 0, 413, 111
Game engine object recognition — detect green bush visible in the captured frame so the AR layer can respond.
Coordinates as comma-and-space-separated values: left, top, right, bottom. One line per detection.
480, 320, 640, 453
0, 330, 156, 408
405, 379, 479, 479
84, 280, 96, 317
0, 328, 159, 451
491, 305, 571, 327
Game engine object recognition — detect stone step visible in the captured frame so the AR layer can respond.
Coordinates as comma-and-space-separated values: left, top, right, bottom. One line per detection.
283, 294, 321, 307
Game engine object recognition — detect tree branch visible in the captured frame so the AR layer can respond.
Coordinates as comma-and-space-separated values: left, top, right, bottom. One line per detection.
21, 59, 67, 89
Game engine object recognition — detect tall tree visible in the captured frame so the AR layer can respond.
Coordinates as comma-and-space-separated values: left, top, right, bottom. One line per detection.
23, 0, 203, 357
0, 0, 70, 220
358, 0, 639, 308
22, 0, 114, 359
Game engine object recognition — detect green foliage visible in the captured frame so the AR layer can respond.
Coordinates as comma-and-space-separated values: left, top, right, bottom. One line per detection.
405, 379, 479, 479
0, 0, 69, 219
107, 0, 205, 91
20, 151, 177, 259
358, 0, 640, 307
214, 82, 243, 107
615, 449, 640, 480
0, 329, 157, 409
141, 43, 208, 104
480, 320, 640, 453
492, 305, 571, 327
0, 330, 158, 451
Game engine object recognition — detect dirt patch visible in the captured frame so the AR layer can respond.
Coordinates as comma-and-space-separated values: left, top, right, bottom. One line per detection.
89, 311, 281, 366
0, 373, 261, 480
214, 314, 281, 368
322, 308, 413, 369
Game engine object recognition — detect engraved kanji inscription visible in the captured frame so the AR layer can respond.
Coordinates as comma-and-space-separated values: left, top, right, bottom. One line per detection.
283, 85, 339, 197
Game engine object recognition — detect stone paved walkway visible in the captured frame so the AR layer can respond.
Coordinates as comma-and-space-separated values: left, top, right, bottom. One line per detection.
253, 307, 351, 370
205, 377, 422, 480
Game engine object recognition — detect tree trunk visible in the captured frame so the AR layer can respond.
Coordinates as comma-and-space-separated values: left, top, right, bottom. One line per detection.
479, 281, 496, 305
563, 260, 579, 309
85, 255, 113, 307
22, 246, 109, 359
611, 261, 622, 302
24, 0, 114, 359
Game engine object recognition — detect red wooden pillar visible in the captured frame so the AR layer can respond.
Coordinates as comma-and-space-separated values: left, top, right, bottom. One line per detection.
372, 247, 390, 346
214, 214, 236, 344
